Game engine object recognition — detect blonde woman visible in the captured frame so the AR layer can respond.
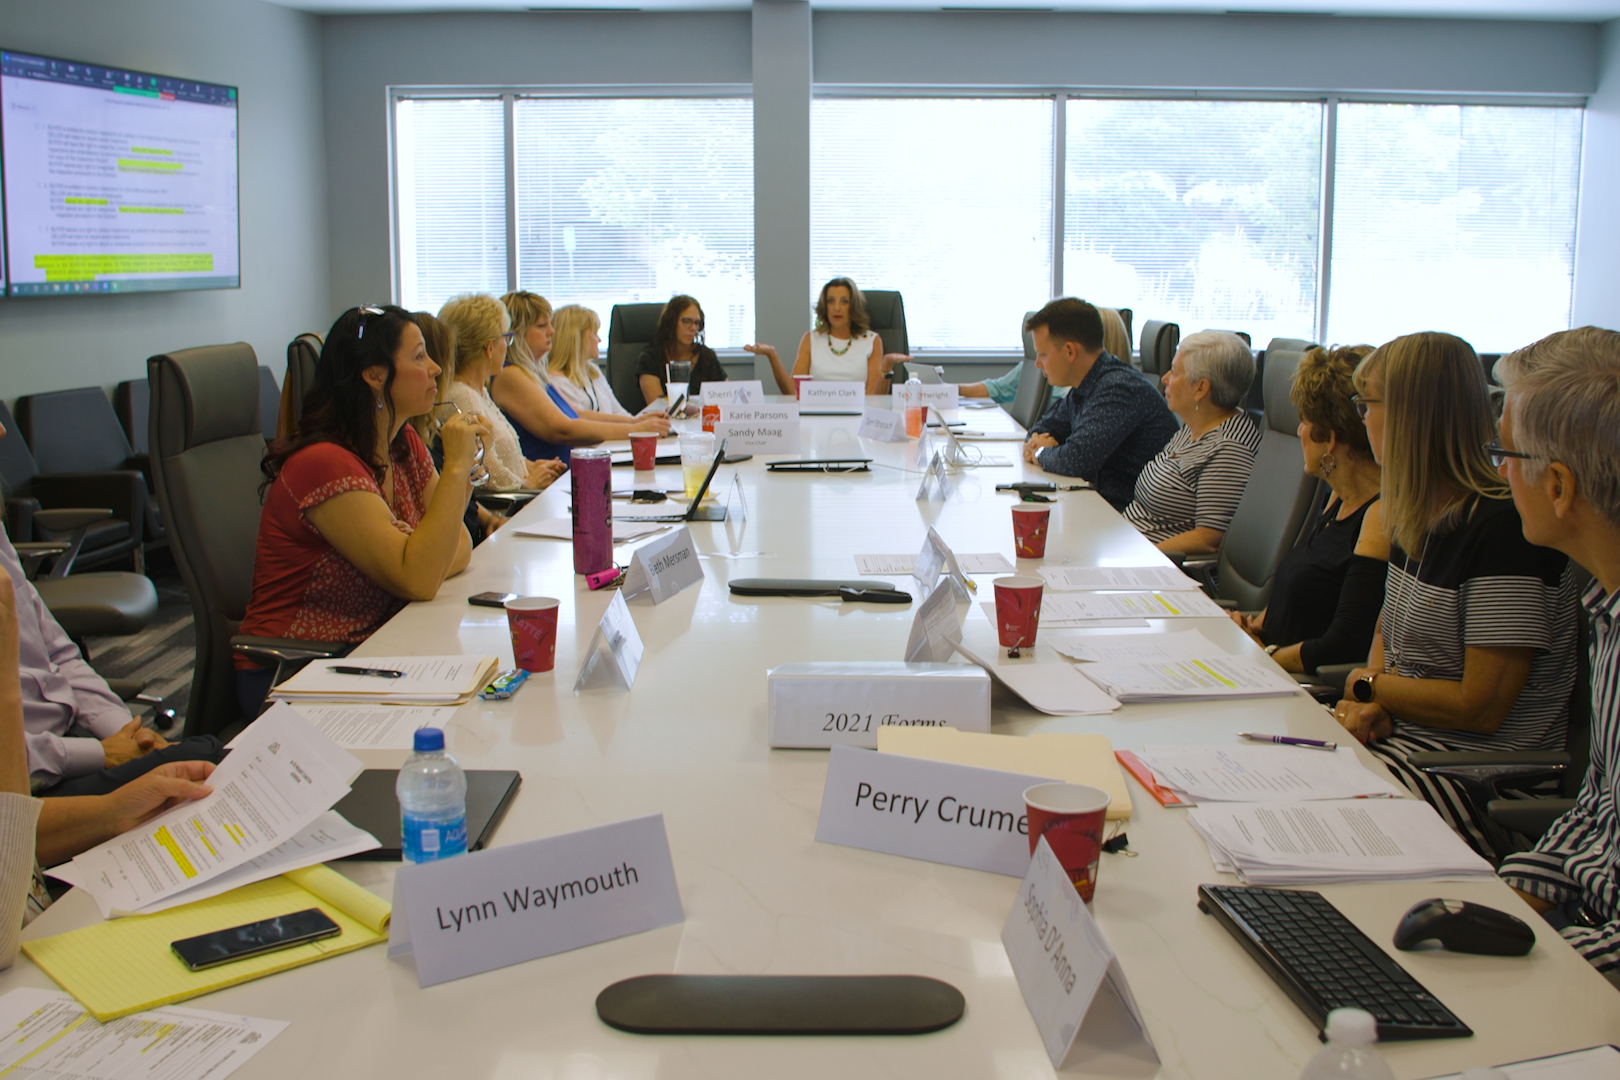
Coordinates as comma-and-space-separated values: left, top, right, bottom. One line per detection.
744, 277, 887, 396
546, 305, 658, 419
491, 293, 670, 464
435, 294, 566, 493
1333, 331, 1578, 857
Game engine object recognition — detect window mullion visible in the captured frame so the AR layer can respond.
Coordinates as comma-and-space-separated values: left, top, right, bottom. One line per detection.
1052, 93, 1065, 301
504, 92, 518, 295
1316, 96, 1337, 345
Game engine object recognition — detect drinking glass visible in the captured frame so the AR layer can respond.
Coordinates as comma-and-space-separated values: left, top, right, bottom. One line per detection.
428, 402, 490, 487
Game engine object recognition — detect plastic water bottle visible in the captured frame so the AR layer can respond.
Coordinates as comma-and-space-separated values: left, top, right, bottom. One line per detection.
1298, 1009, 1395, 1080
396, 728, 467, 864
904, 373, 925, 438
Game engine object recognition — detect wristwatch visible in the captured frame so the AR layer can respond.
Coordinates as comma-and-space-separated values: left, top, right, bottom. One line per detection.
1264, 644, 1280, 656
1352, 673, 1377, 703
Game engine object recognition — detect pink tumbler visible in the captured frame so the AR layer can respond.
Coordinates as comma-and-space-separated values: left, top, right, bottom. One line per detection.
570, 448, 613, 576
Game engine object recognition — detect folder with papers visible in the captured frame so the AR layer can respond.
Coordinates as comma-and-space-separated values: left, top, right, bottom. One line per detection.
270, 655, 499, 705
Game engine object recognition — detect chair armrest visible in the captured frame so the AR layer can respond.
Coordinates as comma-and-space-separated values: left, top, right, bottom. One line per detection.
5, 497, 39, 540
230, 636, 350, 668
1488, 798, 1577, 843
103, 677, 148, 702
1312, 663, 1358, 695
32, 508, 112, 533
30, 472, 147, 543
1409, 751, 1569, 804
475, 491, 537, 513
1163, 552, 1185, 567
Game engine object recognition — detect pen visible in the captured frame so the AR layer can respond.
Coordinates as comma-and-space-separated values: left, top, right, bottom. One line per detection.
328, 665, 406, 679
1238, 732, 1338, 751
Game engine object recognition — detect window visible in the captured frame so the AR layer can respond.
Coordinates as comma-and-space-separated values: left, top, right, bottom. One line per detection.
1327, 103, 1582, 353
1064, 99, 1323, 350
811, 98, 1054, 351
395, 98, 507, 313
513, 98, 755, 347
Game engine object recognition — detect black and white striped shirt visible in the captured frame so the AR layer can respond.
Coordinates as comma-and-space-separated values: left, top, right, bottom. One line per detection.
1122, 412, 1261, 543
1500, 580, 1620, 973
1383, 495, 1577, 752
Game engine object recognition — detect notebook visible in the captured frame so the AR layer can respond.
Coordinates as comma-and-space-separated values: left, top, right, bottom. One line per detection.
333, 769, 521, 860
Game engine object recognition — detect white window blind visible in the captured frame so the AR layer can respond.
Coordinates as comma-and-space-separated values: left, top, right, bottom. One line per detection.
513, 98, 754, 348
1328, 103, 1581, 354
811, 98, 1054, 352
395, 98, 507, 314
1064, 99, 1322, 350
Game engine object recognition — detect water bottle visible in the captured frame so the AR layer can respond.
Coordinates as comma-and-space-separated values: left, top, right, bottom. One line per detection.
904, 373, 925, 438
1298, 1009, 1395, 1080
396, 728, 467, 864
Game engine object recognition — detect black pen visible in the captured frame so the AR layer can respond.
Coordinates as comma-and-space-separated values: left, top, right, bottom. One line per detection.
328, 665, 406, 679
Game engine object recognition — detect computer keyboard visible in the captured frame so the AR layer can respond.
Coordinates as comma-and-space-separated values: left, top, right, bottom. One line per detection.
1197, 884, 1472, 1041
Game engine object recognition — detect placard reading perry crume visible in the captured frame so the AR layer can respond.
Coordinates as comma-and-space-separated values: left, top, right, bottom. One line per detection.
389, 813, 684, 988
815, 745, 1057, 876
620, 525, 703, 604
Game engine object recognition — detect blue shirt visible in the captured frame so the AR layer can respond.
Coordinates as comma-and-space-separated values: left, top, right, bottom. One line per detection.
1027, 352, 1178, 509
982, 364, 1063, 407
507, 382, 576, 465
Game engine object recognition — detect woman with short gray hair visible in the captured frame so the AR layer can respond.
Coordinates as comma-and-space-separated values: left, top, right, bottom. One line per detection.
1122, 330, 1260, 555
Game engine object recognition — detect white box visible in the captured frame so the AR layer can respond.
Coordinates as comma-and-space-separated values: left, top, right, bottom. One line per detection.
767, 662, 992, 749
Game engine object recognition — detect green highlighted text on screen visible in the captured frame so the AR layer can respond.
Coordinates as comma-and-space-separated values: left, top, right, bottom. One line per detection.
128, 146, 173, 156
117, 158, 182, 173
64, 197, 108, 206
34, 254, 214, 281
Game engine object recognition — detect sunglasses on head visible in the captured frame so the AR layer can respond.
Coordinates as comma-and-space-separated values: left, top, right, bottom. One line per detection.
355, 305, 387, 340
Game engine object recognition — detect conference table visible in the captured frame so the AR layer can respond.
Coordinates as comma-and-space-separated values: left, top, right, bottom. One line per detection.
10, 401, 1620, 1080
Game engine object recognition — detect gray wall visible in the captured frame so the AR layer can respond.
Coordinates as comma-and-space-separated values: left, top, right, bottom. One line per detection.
1574, 18, 1620, 329
0, 0, 330, 405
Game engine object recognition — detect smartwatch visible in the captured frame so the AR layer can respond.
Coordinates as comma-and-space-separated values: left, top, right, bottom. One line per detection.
1352, 673, 1377, 703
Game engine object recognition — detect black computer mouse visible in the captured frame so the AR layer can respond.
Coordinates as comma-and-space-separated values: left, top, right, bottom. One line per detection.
1393, 898, 1535, 956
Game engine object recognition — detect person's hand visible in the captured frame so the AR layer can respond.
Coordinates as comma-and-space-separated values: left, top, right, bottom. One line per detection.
630, 414, 672, 437
1331, 699, 1392, 744
1023, 433, 1057, 464
103, 760, 215, 835
101, 718, 169, 767
880, 352, 910, 376
525, 458, 566, 490
440, 411, 493, 475
742, 343, 778, 362
1229, 610, 1264, 645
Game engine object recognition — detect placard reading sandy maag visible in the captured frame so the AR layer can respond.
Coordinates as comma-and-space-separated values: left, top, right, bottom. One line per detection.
389, 813, 683, 987
713, 403, 800, 455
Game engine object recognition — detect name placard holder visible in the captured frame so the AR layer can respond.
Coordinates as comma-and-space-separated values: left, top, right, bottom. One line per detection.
701, 380, 764, 407
621, 525, 703, 605
916, 450, 950, 501
1001, 837, 1157, 1070
574, 591, 644, 692
714, 403, 801, 455
800, 381, 864, 411
388, 813, 684, 988
916, 383, 959, 411
912, 526, 972, 601
905, 576, 963, 663
857, 407, 907, 443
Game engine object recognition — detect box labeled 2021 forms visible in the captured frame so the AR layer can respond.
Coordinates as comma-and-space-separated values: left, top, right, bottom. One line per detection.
767, 662, 991, 749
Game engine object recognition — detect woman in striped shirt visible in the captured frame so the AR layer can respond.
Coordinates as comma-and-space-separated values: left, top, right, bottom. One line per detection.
1333, 332, 1578, 857
1122, 330, 1261, 556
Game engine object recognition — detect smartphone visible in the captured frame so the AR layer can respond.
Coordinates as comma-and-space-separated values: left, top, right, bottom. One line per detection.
721, 453, 753, 464
666, 393, 687, 417
469, 592, 518, 608
171, 908, 341, 971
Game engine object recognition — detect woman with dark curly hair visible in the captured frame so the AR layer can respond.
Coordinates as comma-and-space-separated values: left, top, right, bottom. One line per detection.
744, 277, 888, 396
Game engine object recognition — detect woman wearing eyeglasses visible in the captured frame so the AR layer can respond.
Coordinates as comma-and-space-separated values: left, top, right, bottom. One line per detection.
1332, 331, 1578, 857
636, 296, 787, 407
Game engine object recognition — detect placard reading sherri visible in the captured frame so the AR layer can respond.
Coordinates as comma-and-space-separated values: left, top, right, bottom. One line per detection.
701, 380, 765, 406
621, 525, 704, 605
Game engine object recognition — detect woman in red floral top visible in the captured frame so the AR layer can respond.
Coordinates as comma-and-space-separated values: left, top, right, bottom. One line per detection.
236, 304, 491, 716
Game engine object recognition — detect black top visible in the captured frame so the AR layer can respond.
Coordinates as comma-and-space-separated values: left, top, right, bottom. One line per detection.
1261, 495, 1384, 674
636, 344, 727, 399
1026, 353, 1178, 510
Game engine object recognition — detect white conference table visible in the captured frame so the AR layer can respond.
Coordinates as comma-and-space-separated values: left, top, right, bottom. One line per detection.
10, 401, 1619, 1079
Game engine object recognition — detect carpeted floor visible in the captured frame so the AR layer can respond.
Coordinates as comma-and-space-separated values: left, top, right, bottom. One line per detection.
82, 574, 195, 740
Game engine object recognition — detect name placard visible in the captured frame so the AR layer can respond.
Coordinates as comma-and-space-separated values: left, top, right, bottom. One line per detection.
714, 403, 801, 455
912, 526, 970, 597
916, 450, 950, 501
574, 590, 644, 692
767, 662, 991, 749
388, 813, 684, 988
800, 381, 863, 411
1002, 837, 1157, 1069
857, 407, 907, 443
702, 380, 765, 407
621, 525, 703, 605
905, 575, 964, 663
815, 745, 1056, 876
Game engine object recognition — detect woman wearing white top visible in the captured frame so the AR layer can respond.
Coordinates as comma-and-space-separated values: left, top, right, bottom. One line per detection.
744, 277, 887, 396
546, 305, 663, 420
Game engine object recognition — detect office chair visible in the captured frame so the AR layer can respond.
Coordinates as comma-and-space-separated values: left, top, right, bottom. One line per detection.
863, 290, 909, 359
148, 343, 346, 737
258, 365, 282, 444
1138, 320, 1180, 385
605, 303, 665, 413
114, 379, 151, 457
1003, 360, 1053, 432
280, 332, 322, 440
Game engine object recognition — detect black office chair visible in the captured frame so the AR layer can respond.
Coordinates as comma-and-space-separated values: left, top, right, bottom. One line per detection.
258, 365, 282, 444
148, 342, 346, 737
863, 290, 909, 359
605, 303, 665, 413
1138, 320, 1180, 385
1003, 360, 1053, 433
114, 379, 151, 458
282, 333, 322, 439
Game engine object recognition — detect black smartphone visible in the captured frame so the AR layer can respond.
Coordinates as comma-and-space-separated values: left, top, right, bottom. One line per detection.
171, 908, 341, 971
721, 453, 753, 464
469, 591, 518, 608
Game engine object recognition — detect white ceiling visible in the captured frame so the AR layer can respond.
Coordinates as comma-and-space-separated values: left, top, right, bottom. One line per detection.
259, 0, 1620, 18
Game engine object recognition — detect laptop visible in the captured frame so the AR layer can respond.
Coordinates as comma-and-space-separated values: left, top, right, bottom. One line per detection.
909, 363, 947, 384
336, 769, 521, 860
615, 439, 730, 522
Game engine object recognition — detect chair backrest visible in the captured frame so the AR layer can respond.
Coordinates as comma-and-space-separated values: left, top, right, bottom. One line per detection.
606, 302, 664, 413
15, 388, 134, 474
1022, 310, 1037, 363
1214, 339, 1321, 611
148, 342, 267, 737
0, 401, 39, 496
1251, 336, 1313, 425
863, 290, 908, 358
1138, 320, 1180, 383
258, 365, 281, 443
1117, 308, 1133, 345
1004, 359, 1053, 432
282, 333, 322, 438
114, 379, 151, 456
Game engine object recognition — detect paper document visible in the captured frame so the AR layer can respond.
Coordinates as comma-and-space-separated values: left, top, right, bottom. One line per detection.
1424, 1045, 1620, 1080
1186, 799, 1495, 885
1040, 590, 1226, 624
1046, 628, 1229, 664
285, 703, 458, 750
271, 655, 498, 705
856, 552, 1015, 576
1135, 745, 1405, 802
68, 706, 361, 918
516, 518, 669, 542
879, 727, 1131, 820
952, 633, 1120, 716
1039, 565, 1201, 591
0, 988, 287, 1080
1075, 656, 1299, 702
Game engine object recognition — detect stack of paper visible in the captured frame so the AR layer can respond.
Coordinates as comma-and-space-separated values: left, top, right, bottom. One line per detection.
270, 655, 498, 705
1134, 745, 1406, 803
1075, 655, 1299, 702
1186, 799, 1495, 885
952, 629, 1120, 716
1046, 628, 1228, 664
1038, 565, 1201, 591
279, 703, 457, 751
1035, 590, 1226, 626
856, 552, 1015, 576
515, 518, 670, 543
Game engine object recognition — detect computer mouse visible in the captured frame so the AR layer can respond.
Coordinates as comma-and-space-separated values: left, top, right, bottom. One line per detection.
1392, 898, 1535, 956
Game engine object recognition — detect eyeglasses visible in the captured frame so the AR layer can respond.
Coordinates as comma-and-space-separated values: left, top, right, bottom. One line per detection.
678, 317, 704, 329
1485, 439, 1534, 468
1351, 394, 1383, 419
355, 304, 386, 339
499, 331, 516, 344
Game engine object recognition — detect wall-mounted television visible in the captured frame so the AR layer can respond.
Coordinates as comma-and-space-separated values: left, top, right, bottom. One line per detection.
0, 49, 239, 297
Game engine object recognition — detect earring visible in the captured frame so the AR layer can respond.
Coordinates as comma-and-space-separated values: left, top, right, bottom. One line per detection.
1320, 452, 1337, 478
376, 396, 384, 412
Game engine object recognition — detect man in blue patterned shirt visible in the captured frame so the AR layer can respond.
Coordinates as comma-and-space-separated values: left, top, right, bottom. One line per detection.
1493, 327, 1620, 985
1020, 298, 1177, 510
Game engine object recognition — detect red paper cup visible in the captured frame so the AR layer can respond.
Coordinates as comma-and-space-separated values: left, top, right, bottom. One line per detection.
1024, 782, 1111, 903
629, 431, 659, 470
1011, 504, 1051, 559
992, 575, 1043, 650
701, 404, 719, 433
793, 374, 812, 399
505, 597, 560, 673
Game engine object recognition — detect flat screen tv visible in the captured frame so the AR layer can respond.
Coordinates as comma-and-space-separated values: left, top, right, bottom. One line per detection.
0, 49, 238, 296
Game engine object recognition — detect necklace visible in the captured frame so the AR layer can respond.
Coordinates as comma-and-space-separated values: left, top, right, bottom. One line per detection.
827, 333, 853, 356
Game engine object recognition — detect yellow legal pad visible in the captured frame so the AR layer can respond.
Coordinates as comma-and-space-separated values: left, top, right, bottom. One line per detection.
22, 865, 391, 1021
876, 728, 1133, 821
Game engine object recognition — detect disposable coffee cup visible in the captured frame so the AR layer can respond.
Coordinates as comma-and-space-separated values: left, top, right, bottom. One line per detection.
992, 575, 1044, 652
505, 597, 560, 673
629, 431, 659, 471
793, 374, 812, 399
1011, 504, 1051, 559
1024, 782, 1111, 903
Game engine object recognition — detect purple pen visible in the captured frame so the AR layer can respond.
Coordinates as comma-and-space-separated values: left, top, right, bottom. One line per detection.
1238, 732, 1338, 752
